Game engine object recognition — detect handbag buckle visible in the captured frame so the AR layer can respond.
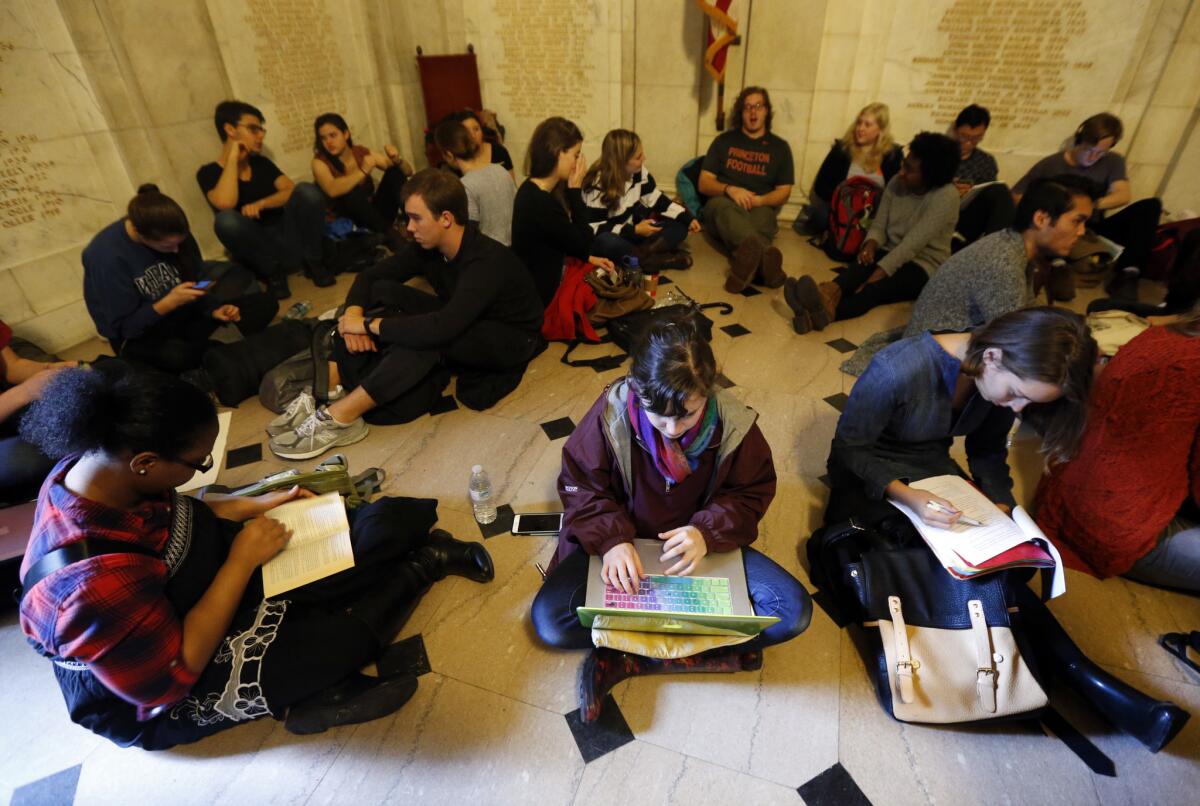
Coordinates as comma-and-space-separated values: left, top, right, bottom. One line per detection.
897, 659, 921, 671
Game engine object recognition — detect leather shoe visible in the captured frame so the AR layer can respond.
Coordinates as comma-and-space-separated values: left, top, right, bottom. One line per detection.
284, 672, 417, 735
418, 529, 495, 583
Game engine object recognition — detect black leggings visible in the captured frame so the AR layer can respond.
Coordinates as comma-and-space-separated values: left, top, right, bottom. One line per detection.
833, 255, 928, 321
955, 183, 1015, 248
1093, 198, 1162, 271
331, 167, 407, 234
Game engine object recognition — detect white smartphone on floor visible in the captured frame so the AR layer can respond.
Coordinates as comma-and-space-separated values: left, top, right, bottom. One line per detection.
511, 512, 564, 536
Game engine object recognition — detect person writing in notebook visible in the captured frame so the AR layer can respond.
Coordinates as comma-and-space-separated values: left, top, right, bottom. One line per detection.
530, 311, 811, 723
17, 362, 494, 749
824, 306, 1097, 530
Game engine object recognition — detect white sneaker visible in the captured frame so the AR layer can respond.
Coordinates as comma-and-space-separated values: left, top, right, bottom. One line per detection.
267, 389, 317, 437
269, 408, 369, 460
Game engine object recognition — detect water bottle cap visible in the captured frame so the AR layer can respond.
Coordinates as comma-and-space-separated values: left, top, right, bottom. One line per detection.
472, 464, 483, 474
623, 256, 639, 269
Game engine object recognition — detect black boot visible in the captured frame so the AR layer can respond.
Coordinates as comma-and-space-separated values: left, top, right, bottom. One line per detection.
346, 560, 434, 646
284, 672, 418, 735
415, 529, 495, 583
1019, 589, 1190, 752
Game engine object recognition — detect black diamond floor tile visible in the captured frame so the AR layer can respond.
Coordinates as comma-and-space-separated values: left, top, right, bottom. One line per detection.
476, 503, 515, 539
818, 473, 831, 488
379, 634, 432, 678
12, 764, 82, 806
739, 285, 762, 297
657, 274, 673, 285
226, 442, 262, 469
715, 372, 736, 389
823, 392, 849, 413
797, 763, 873, 806
720, 323, 751, 338
564, 695, 635, 763
430, 395, 459, 415
825, 337, 858, 354
540, 416, 576, 440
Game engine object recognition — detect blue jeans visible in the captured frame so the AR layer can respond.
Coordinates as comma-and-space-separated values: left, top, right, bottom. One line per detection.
530, 545, 812, 650
1123, 517, 1200, 592
590, 218, 691, 264
213, 182, 326, 280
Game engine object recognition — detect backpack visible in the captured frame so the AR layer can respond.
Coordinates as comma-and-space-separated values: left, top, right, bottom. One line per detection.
1144, 216, 1200, 282
823, 176, 882, 261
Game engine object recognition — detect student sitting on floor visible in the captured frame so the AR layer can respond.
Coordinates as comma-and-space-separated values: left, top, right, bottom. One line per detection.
580, 128, 700, 270
0, 321, 75, 506
697, 86, 794, 293
434, 118, 516, 246
82, 185, 278, 375
794, 102, 903, 237
451, 108, 515, 179
269, 169, 545, 460
18, 362, 494, 749
511, 117, 615, 307
1035, 304, 1200, 591
950, 104, 1016, 248
838, 175, 1097, 375
311, 112, 411, 246
531, 311, 812, 723
1012, 112, 1162, 301
785, 132, 961, 331
197, 100, 333, 298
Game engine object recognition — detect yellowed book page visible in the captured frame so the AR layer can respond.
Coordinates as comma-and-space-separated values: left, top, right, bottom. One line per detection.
261, 492, 354, 597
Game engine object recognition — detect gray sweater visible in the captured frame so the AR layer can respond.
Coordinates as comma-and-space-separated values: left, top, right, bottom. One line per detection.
841, 228, 1032, 376
461, 163, 516, 246
867, 177, 960, 276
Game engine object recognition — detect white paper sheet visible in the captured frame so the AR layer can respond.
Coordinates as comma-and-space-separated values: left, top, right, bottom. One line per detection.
906, 476, 1028, 566
177, 411, 232, 493
261, 492, 354, 597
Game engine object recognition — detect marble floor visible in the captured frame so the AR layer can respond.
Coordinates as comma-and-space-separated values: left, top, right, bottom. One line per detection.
2, 232, 1199, 806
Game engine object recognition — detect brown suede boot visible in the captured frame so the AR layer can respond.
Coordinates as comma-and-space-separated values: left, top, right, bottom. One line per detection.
578, 646, 761, 722
791, 275, 832, 331
725, 236, 764, 293
817, 280, 841, 322
759, 246, 785, 288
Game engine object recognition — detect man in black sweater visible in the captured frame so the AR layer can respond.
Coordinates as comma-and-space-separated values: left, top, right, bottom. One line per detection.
269, 169, 545, 460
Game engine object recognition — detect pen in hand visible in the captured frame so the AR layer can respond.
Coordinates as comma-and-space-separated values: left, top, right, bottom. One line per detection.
925, 500, 985, 527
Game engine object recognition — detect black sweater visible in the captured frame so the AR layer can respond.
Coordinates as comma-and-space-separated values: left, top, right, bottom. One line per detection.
511, 179, 593, 307
811, 142, 904, 204
345, 223, 543, 349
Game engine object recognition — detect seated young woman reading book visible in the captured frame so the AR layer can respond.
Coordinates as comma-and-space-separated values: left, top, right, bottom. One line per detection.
530, 312, 811, 723
18, 363, 493, 749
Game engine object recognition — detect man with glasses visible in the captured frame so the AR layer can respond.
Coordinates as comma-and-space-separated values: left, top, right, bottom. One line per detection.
1012, 112, 1163, 301
950, 104, 1015, 249
197, 100, 333, 299
697, 86, 794, 293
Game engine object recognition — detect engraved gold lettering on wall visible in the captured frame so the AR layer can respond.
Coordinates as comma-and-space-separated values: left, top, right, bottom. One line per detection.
908, 0, 1089, 130
491, 0, 596, 123
0, 40, 64, 231
244, 0, 347, 154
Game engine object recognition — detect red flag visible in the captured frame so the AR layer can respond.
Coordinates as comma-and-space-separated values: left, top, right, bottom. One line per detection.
697, 0, 738, 82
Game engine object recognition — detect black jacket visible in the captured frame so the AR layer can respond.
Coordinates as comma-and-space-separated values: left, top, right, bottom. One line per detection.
811, 142, 904, 204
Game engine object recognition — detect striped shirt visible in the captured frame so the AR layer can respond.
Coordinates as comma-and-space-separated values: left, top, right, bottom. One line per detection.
581, 167, 693, 239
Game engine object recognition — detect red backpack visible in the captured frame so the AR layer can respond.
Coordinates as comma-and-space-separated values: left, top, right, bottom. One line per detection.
824, 176, 882, 261
1144, 216, 1200, 282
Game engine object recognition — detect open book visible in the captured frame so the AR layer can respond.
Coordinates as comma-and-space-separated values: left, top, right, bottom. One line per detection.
261, 491, 355, 597
888, 475, 1065, 597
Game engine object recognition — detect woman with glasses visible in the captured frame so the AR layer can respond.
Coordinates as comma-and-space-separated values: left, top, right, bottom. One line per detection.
1012, 113, 1162, 301
17, 363, 494, 749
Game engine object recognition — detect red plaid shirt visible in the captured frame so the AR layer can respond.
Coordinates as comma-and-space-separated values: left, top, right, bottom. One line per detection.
20, 457, 199, 718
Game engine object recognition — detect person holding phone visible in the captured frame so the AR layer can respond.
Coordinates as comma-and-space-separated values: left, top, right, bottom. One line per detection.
530, 311, 811, 723
17, 363, 494, 749
82, 185, 278, 375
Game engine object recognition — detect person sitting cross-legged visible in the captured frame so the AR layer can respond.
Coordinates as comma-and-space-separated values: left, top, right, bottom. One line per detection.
268, 169, 545, 460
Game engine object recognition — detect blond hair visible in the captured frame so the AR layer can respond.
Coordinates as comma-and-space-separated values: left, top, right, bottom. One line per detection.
839, 102, 895, 173
582, 129, 641, 211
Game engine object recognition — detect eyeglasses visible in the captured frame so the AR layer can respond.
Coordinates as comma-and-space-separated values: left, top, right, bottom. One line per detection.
173, 453, 214, 474
743, 103, 767, 112
237, 123, 266, 135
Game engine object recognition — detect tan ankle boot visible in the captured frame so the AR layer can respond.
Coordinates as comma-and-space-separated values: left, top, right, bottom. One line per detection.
817, 281, 841, 322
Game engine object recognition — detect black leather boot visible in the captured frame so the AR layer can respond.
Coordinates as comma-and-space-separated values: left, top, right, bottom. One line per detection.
1018, 588, 1190, 752
415, 529, 495, 583
346, 561, 434, 646
284, 672, 418, 735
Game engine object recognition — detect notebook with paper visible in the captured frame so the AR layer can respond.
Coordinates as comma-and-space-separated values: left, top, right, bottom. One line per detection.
888, 475, 1065, 596
577, 539, 779, 636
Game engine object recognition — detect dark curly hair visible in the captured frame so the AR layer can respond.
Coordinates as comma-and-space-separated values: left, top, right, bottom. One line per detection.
907, 132, 961, 189
19, 362, 216, 460
628, 309, 717, 417
729, 86, 773, 133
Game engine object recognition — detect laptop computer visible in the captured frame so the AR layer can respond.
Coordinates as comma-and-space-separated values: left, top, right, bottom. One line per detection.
576, 539, 778, 637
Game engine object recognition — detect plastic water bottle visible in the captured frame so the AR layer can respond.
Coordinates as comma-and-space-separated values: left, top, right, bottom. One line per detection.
469, 465, 497, 524
622, 255, 643, 288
